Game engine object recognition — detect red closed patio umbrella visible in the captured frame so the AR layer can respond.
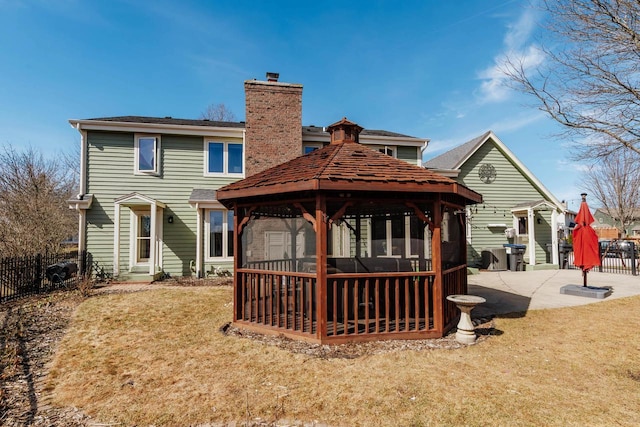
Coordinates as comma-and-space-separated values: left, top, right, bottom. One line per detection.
572, 193, 601, 286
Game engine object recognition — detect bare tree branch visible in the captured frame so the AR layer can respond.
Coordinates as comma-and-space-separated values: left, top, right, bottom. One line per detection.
503, 0, 640, 160
582, 149, 640, 235
0, 146, 77, 257
200, 103, 236, 122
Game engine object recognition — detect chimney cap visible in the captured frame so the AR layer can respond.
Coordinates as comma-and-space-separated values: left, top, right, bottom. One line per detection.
266, 72, 279, 82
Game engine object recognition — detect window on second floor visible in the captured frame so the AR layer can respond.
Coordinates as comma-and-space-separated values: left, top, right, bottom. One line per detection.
304, 144, 322, 154
134, 135, 161, 175
375, 145, 396, 157
205, 140, 244, 176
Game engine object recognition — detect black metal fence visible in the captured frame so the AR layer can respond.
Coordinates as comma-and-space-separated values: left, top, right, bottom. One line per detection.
562, 241, 638, 276
0, 250, 90, 303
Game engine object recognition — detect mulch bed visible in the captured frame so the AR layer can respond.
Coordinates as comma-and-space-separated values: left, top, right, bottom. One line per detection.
222, 317, 496, 359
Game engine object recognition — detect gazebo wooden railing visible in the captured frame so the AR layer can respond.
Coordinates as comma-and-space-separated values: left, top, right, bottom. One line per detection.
235, 264, 467, 343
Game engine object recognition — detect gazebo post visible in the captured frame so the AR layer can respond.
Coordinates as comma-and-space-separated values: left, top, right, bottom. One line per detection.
316, 194, 328, 341
233, 202, 241, 323
432, 197, 443, 334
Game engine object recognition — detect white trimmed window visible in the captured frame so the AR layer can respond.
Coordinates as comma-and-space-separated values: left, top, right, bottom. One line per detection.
134, 134, 161, 175
205, 209, 234, 260
205, 140, 244, 176
375, 145, 396, 157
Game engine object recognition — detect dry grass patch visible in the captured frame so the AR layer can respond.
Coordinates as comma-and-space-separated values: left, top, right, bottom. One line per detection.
47, 286, 640, 426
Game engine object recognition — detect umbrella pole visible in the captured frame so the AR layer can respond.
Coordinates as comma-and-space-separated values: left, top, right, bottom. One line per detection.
583, 270, 587, 287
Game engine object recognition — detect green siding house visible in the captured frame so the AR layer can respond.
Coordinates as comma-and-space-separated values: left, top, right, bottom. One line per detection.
424, 131, 574, 270
68, 77, 427, 281
593, 208, 640, 238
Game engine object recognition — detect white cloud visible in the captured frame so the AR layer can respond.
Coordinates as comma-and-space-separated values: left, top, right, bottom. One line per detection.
489, 110, 546, 133
557, 159, 590, 173
504, 8, 537, 50
477, 8, 544, 103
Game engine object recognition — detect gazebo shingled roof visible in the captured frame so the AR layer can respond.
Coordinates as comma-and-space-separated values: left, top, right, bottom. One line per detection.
216, 129, 481, 204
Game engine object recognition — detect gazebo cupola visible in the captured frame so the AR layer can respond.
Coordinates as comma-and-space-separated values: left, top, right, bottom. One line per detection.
217, 118, 483, 344
328, 117, 363, 144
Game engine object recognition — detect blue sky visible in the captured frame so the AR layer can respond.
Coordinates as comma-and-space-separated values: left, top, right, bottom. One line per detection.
0, 0, 586, 210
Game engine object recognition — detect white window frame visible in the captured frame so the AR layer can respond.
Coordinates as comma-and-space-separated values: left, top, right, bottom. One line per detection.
264, 230, 305, 260
134, 134, 161, 175
516, 216, 528, 236
204, 139, 244, 177
328, 221, 352, 257
204, 209, 234, 261
405, 216, 431, 259
374, 145, 397, 157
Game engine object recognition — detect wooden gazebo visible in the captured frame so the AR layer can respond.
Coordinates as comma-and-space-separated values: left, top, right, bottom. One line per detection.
217, 118, 482, 344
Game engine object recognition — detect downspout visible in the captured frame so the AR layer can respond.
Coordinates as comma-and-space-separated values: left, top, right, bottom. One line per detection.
75, 123, 88, 268
419, 139, 429, 167
76, 123, 88, 195
196, 203, 203, 278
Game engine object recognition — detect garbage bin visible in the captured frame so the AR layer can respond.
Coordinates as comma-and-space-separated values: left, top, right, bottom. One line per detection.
503, 244, 526, 271
46, 261, 78, 283
558, 242, 573, 269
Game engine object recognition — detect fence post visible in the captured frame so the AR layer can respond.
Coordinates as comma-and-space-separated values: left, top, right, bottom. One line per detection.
35, 253, 42, 292
598, 242, 603, 273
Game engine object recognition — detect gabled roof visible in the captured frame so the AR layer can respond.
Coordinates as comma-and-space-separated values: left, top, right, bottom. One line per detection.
595, 207, 640, 219
424, 131, 564, 211
423, 131, 491, 170
114, 192, 166, 208
511, 199, 557, 212
217, 141, 482, 203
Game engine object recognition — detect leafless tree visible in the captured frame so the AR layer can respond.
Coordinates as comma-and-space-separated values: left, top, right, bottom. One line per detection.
504, 0, 640, 160
583, 149, 640, 235
0, 145, 77, 257
200, 103, 236, 122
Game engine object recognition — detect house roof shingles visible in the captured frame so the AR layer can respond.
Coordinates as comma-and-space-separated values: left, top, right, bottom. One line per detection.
217, 141, 482, 203
86, 116, 246, 129
81, 116, 420, 139
423, 131, 491, 169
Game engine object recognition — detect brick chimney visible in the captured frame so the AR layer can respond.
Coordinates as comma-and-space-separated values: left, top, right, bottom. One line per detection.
244, 73, 303, 176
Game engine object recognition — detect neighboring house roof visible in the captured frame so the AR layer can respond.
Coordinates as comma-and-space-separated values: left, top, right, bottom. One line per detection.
217, 140, 482, 203
423, 131, 491, 170
302, 125, 417, 139
594, 207, 640, 219
423, 130, 565, 211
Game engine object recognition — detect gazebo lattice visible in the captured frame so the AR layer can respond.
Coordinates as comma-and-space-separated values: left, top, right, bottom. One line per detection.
217, 118, 482, 344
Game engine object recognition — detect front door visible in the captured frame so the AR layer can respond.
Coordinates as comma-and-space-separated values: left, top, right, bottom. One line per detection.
134, 211, 151, 266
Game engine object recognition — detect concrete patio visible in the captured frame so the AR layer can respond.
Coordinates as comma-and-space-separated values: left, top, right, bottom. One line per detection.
468, 269, 640, 318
